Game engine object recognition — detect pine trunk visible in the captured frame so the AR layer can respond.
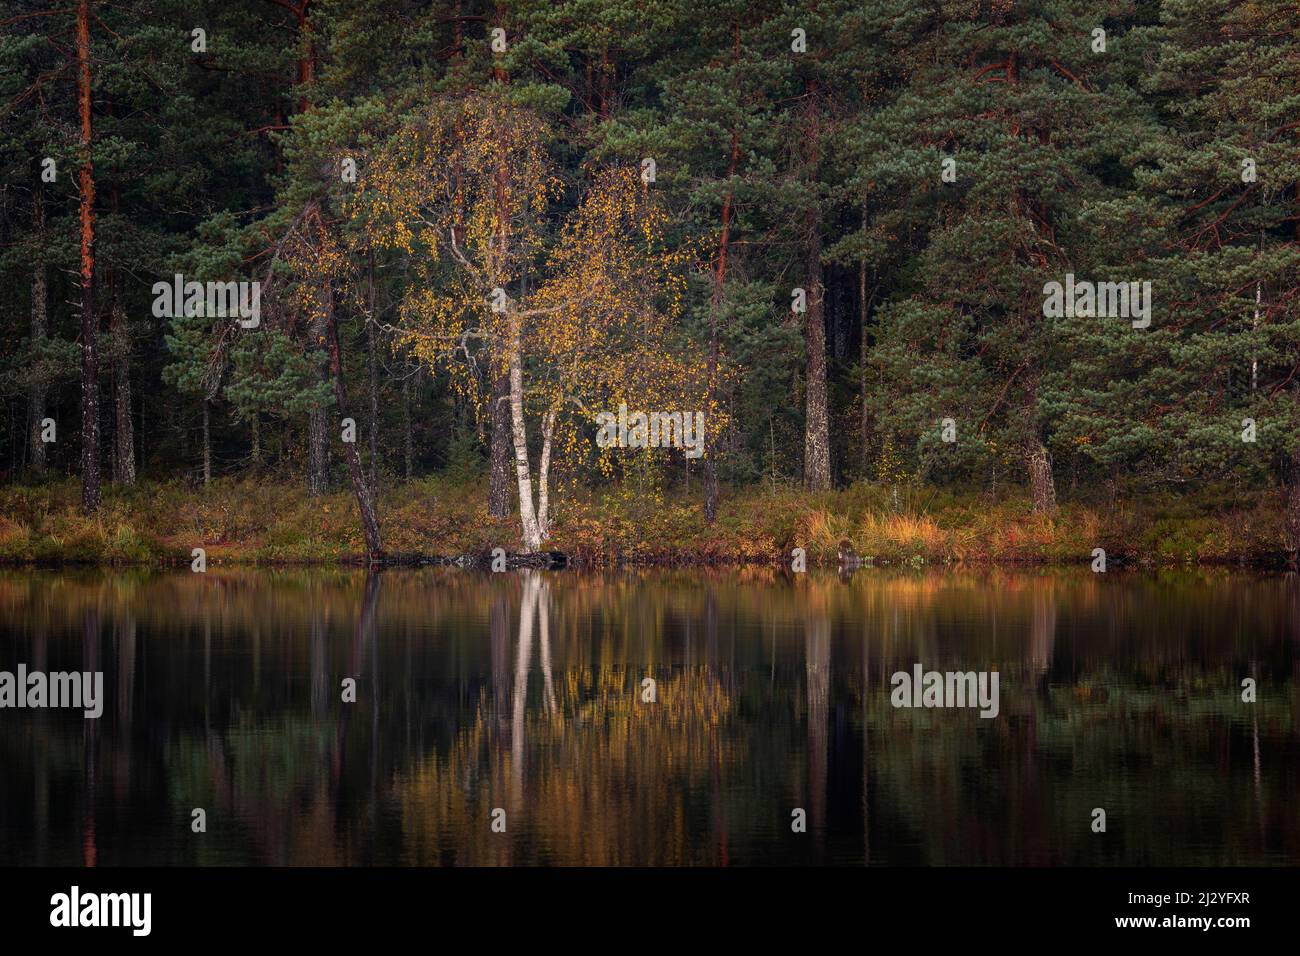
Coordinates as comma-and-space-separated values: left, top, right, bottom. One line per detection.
308, 308, 329, 496
859, 209, 872, 478
803, 224, 831, 491
1025, 432, 1057, 516
366, 307, 379, 500
801, 78, 831, 493
202, 399, 211, 486
112, 307, 135, 485
29, 187, 48, 477
76, 0, 100, 515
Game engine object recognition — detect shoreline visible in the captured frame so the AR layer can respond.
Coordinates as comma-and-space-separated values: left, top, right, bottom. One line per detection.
0, 549, 1289, 573
1, 476, 1292, 571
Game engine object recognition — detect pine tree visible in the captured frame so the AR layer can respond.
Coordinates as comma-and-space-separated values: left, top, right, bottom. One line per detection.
855, 0, 1153, 512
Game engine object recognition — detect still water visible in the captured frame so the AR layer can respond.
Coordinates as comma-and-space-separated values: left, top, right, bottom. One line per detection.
0, 567, 1296, 866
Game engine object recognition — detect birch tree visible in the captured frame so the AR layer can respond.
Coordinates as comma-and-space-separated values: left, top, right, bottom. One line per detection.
353, 91, 700, 551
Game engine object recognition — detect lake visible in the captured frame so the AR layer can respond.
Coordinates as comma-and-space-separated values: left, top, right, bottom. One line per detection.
0, 567, 1296, 866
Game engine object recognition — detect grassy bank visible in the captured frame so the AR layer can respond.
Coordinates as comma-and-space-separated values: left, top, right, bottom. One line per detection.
0, 476, 1288, 567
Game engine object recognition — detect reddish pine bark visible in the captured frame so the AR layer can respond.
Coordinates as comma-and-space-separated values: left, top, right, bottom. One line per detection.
77, 0, 100, 514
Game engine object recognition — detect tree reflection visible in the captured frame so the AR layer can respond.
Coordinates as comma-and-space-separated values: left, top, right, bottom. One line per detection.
0, 567, 1295, 866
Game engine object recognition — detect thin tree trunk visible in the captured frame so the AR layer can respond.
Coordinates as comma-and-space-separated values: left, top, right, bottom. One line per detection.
859, 208, 872, 478
102, 108, 133, 487
308, 307, 329, 495
76, 0, 100, 515
323, 276, 383, 562
1251, 231, 1262, 391
489, 354, 512, 516
803, 223, 831, 491
202, 399, 211, 486
112, 305, 135, 485
536, 404, 556, 539
366, 293, 379, 500
29, 186, 48, 477
403, 362, 413, 481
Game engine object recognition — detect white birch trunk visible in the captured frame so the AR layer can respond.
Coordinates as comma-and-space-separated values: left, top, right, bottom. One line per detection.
508, 312, 543, 552
536, 405, 557, 541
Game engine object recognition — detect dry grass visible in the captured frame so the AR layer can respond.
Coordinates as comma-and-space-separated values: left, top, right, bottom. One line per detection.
859, 511, 953, 559
0, 476, 1286, 566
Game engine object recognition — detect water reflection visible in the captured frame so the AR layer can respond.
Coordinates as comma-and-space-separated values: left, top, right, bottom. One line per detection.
0, 567, 1296, 866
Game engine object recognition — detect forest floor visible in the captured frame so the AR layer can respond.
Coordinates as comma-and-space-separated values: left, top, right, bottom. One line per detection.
0, 475, 1289, 568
